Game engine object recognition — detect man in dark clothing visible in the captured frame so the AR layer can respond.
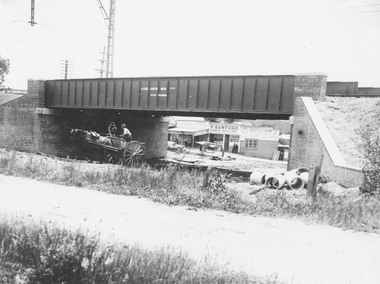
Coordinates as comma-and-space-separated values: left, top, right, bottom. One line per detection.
108, 122, 117, 137
232, 143, 238, 153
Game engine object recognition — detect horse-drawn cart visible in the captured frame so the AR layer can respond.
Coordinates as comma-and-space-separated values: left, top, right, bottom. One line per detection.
70, 129, 145, 166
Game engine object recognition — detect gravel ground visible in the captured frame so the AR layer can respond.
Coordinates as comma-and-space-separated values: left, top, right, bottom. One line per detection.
166, 147, 288, 175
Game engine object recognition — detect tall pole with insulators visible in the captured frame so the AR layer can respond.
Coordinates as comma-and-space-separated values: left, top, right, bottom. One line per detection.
96, 0, 116, 78
106, 0, 116, 78
64, 59, 68, 79
29, 0, 37, 26
95, 46, 107, 78
60, 59, 73, 79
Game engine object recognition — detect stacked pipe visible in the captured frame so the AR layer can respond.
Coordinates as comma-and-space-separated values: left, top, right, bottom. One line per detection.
249, 168, 309, 190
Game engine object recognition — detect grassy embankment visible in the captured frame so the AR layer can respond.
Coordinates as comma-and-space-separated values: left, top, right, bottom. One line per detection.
0, 150, 379, 283
0, 150, 379, 233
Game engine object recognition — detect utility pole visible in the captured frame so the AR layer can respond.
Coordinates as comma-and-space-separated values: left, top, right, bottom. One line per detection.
95, 46, 107, 78
96, 0, 116, 78
60, 59, 74, 79
28, 0, 37, 26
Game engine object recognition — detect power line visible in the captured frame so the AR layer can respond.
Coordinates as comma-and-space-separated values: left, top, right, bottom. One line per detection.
353, 9, 380, 13
337, 3, 380, 10
295, 0, 380, 17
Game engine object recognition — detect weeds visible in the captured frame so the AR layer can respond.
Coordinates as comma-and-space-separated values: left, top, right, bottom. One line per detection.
0, 150, 379, 233
359, 127, 380, 194
0, 215, 273, 283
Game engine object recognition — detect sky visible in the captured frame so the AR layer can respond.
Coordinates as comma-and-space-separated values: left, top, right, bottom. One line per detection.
1, 0, 379, 89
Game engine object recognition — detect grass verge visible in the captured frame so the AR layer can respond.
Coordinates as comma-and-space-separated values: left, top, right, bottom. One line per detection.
0, 150, 380, 233
0, 214, 278, 284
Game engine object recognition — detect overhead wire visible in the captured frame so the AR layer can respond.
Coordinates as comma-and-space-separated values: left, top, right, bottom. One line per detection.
295, 0, 380, 16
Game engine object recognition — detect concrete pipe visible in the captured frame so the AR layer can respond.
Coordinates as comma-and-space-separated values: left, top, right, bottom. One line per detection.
292, 167, 309, 175
300, 172, 309, 187
250, 172, 266, 185
265, 174, 276, 188
272, 174, 286, 190
284, 172, 305, 190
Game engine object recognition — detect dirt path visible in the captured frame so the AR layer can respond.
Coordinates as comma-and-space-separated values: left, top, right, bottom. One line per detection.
1, 174, 380, 284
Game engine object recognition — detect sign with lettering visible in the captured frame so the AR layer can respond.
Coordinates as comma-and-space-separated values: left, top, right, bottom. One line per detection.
210, 123, 239, 134
241, 126, 279, 140
140, 86, 168, 97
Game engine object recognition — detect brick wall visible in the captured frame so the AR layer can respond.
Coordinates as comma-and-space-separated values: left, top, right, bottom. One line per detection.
28, 80, 46, 108
289, 97, 363, 188
0, 92, 39, 152
34, 111, 76, 156
294, 74, 327, 101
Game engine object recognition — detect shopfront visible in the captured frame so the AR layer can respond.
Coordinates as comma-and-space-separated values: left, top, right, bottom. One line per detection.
209, 123, 240, 152
209, 123, 280, 158
169, 120, 281, 160
168, 128, 209, 147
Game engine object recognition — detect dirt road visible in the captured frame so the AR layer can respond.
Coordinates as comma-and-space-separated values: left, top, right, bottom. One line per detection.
1, 174, 380, 284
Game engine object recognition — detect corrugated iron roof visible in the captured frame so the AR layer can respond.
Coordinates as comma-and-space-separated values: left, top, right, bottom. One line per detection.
168, 127, 209, 136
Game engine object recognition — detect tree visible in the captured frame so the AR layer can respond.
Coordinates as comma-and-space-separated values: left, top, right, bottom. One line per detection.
0, 55, 10, 87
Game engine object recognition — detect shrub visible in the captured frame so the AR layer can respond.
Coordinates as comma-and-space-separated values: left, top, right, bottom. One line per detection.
202, 167, 229, 194
359, 127, 380, 194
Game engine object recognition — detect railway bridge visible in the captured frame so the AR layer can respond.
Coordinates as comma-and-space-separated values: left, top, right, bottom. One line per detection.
0, 74, 327, 163
45, 75, 297, 120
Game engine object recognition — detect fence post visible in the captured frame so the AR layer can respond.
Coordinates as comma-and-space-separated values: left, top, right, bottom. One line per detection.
307, 154, 324, 198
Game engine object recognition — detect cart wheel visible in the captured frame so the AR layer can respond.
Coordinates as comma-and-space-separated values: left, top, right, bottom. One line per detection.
123, 142, 145, 166
104, 149, 118, 164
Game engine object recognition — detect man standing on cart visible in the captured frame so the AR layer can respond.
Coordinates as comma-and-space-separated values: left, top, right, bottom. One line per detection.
120, 123, 132, 142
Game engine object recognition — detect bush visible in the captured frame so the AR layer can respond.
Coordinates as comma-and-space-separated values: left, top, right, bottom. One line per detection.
360, 127, 380, 194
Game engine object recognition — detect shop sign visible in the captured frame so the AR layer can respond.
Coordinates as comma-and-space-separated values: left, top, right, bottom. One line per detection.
210, 123, 239, 134
242, 127, 280, 140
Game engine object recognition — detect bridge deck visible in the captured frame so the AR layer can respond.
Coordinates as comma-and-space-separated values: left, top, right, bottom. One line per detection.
45, 75, 295, 119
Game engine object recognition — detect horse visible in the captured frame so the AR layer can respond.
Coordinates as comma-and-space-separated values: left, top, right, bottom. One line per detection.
70, 128, 113, 146
70, 128, 114, 161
